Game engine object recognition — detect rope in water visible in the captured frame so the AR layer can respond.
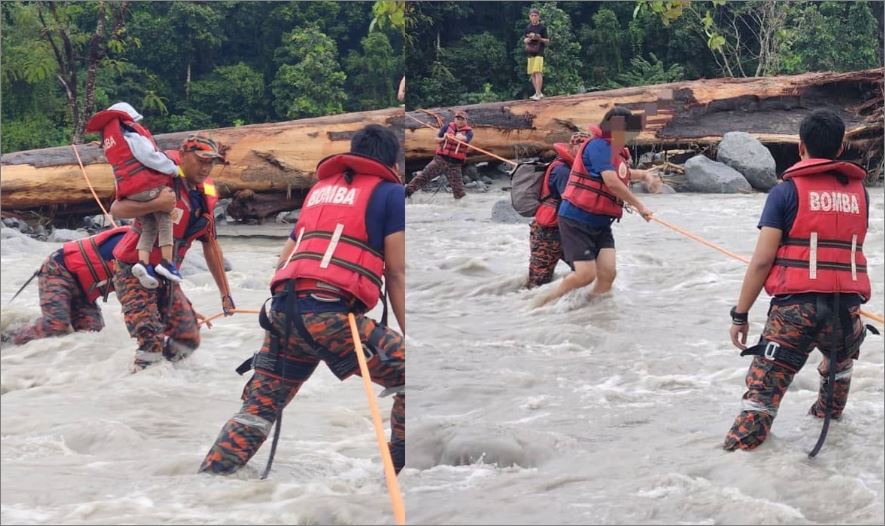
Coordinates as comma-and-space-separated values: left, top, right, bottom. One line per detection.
347, 312, 406, 525
649, 216, 883, 325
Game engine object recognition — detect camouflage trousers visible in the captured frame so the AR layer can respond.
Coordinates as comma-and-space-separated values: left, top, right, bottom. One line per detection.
112, 263, 200, 370
406, 155, 466, 199
7, 255, 104, 345
527, 221, 565, 288
200, 305, 405, 475
724, 301, 866, 450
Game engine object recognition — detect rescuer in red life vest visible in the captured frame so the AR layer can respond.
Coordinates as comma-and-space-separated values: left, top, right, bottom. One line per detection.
536, 107, 659, 307
109, 134, 235, 372
199, 124, 406, 476
405, 109, 473, 200
2, 227, 130, 346
725, 109, 874, 451
85, 103, 183, 289
526, 131, 590, 288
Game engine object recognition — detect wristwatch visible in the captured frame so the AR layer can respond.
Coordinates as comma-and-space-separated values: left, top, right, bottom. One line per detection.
730, 306, 748, 325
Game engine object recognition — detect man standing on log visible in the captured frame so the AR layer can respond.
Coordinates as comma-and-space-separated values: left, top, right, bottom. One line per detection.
537, 107, 656, 307
524, 7, 549, 101
724, 109, 872, 451
405, 109, 472, 200
199, 124, 406, 476
110, 135, 235, 372
2, 226, 130, 346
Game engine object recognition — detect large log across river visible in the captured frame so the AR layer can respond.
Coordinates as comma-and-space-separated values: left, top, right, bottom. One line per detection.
1, 108, 404, 212
405, 68, 883, 174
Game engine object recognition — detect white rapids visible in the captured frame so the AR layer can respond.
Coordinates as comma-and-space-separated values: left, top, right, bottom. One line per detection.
1, 229, 401, 525
403, 183, 884, 525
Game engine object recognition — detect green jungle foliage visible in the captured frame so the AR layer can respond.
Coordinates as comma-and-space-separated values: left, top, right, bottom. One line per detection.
406, 1, 882, 109
1, 1, 404, 153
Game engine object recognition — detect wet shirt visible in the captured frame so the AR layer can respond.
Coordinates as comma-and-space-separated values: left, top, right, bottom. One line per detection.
758, 178, 870, 306
524, 23, 548, 56
559, 139, 618, 229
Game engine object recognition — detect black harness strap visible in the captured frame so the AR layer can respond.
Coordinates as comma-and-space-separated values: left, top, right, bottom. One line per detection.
260, 282, 295, 480
809, 293, 853, 457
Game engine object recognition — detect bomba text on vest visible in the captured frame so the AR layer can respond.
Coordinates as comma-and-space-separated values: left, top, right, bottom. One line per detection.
808, 191, 861, 214
306, 185, 359, 207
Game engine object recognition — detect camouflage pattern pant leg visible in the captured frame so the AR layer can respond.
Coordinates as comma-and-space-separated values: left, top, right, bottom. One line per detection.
724, 301, 864, 450
200, 307, 405, 475
113, 264, 199, 369
527, 221, 564, 288
809, 305, 864, 419
406, 156, 465, 199
9, 257, 103, 345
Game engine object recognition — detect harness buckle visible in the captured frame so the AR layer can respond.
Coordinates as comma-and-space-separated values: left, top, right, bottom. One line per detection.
763, 340, 780, 361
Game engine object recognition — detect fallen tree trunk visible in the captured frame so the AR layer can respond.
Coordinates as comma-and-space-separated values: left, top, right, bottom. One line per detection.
406, 68, 883, 178
1, 107, 404, 211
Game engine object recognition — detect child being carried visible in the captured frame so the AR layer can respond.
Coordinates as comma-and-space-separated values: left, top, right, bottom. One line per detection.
86, 102, 182, 289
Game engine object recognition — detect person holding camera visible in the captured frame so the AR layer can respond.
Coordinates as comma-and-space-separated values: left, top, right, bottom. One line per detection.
524, 7, 549, 101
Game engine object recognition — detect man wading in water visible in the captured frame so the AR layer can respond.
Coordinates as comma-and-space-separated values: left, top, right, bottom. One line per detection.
405, 109, 473, 200
110, 135, 235, 372
536, 107, 659, 306
200, 124, 406, 475
725, 110, 873, 451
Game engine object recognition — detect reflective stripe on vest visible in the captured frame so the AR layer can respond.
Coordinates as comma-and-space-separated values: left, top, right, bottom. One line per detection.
763, 159, 870, 300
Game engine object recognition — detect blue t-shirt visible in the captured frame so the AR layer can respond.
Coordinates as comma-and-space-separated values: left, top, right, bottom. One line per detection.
290, 181, 405, 254
548, 162, 570, 199
559, 139, 617, 228
758, 179, 870, 233
758, 178, 869, 305
98, 232, 126, 261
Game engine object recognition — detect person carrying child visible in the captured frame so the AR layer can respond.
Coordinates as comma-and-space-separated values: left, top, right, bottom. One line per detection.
85, 102, 182, 289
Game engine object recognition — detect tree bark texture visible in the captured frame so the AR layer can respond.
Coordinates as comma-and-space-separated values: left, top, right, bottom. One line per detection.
405, 68, 883, 174
1, 108, 404, 211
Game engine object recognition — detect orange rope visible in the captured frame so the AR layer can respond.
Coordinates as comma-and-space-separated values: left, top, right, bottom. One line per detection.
405, 112, 518, 167
347, 313, 406, 525
70, 144, 118, 228
651, 216, 884, 325
198, 308, 260, 327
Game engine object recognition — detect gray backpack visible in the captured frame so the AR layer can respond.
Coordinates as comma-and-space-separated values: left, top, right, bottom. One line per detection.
510, 162, 548, 217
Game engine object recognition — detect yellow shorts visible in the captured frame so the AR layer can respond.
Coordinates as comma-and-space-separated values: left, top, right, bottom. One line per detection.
527, 56, 544, 75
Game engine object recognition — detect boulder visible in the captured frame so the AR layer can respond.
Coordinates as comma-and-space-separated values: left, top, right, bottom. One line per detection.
717, 131, 777, 191
491, 199, 532, 224
48, 228, 88, 242
684, 155, 753, 193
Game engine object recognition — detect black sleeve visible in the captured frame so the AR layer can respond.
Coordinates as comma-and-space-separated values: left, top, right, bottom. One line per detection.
539, 24, 548, 38
524, 23, 532, 36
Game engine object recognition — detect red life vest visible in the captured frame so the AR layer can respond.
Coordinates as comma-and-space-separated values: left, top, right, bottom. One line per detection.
85, 109, 171, 199
435, 122, 472, 161
561, 137, 631, 219
534, 143, 576, 228
270, 153, 400, 310
113, 151, 219, 267
61, 226, 130, 302
764, 159, 870, 301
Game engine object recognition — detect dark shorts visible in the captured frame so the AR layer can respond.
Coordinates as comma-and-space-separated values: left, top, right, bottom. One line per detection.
558, 216, 615, 263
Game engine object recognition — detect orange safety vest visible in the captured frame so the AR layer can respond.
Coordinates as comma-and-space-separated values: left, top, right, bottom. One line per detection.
271, 153, 401, 310
763, 158, 870, 301
61, 226, 130, 302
